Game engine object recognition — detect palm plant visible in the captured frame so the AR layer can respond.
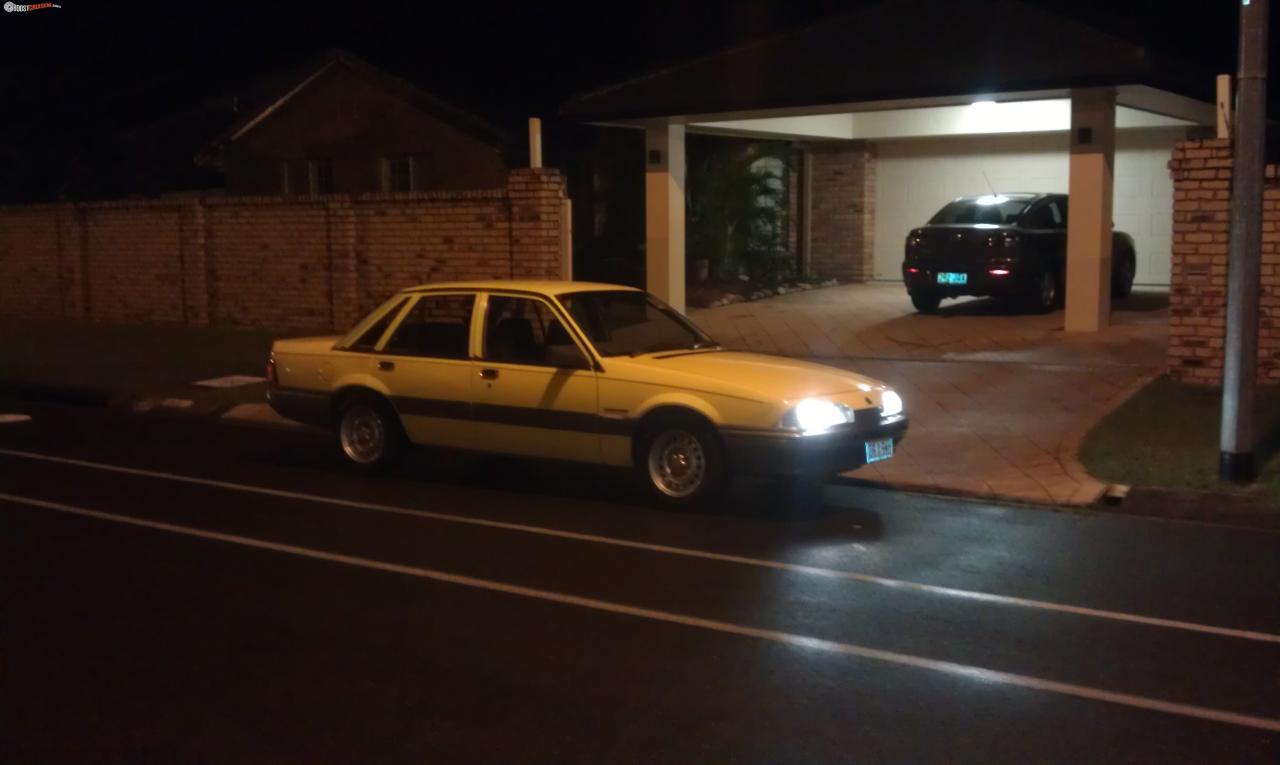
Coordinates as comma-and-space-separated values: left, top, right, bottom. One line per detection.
686, 138, 790, 286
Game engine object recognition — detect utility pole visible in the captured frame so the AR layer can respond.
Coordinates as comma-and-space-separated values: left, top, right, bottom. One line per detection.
1220, 0, 1269, 483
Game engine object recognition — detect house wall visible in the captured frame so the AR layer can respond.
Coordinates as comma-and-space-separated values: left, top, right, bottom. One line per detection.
0, 169, 566, 332
224, 65, 508, 196
806, 141, 876, 282
1167, 138, 1280, 384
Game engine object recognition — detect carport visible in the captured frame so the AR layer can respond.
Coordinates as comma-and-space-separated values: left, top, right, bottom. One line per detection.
560, 0, 1216, 331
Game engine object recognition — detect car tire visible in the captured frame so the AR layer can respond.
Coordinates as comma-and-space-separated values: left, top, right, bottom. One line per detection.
1026, 269, 1060, 314
1112, 250, 1136, 299
910, 291, 942, 314
636, 413, 728, 508
334, 391, 404, 473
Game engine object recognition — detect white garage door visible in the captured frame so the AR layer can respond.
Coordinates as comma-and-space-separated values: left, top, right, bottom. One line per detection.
872, 128, 1184, 285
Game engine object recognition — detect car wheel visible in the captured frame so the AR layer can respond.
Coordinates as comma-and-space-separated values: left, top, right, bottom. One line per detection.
1112, 250, 1136, 299
910, 291, 942, 314
637, 414, 727, 508
335, 392, 404, 473
1027, 270, 1060, 313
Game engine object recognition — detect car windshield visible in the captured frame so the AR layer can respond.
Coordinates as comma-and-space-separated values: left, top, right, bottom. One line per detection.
559, 290, 716, 357
929, 196, 1032, 226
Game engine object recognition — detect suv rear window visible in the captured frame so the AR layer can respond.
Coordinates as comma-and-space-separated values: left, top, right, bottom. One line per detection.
929, 196, 1032, 225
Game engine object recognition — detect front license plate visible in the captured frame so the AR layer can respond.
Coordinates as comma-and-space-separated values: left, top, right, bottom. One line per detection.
865, 438, 894, 464
936, 272, 968, 285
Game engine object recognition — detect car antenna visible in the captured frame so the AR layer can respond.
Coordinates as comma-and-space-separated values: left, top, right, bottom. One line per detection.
981, 171, 998, 198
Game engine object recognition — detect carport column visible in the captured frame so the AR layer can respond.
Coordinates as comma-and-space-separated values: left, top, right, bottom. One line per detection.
1064, 88, 1116, 332
645, 123, 686, 312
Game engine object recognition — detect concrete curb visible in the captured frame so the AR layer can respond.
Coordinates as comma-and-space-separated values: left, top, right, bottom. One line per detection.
1058, 367, 1164, 505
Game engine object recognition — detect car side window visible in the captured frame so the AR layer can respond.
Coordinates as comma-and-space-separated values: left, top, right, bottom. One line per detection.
383, 294, 475, 359
1055, 198, 1068, 226
1022, 202, 1057, 230
1047, 200, 1065, 228
348, 297, 408, 351
484, 295, 587, 368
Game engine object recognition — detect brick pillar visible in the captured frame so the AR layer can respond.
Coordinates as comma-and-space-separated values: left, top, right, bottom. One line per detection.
507, 168, 567, 280
56, 204, 87, 319
179, 200, 210, 327
807, 141, 875, 282
326, 200, 360, 331
1167, 139, 1233, 384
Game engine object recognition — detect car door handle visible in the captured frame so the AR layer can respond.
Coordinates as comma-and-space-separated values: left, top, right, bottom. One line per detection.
478, 368, 499, 380
378, 360, 395, 372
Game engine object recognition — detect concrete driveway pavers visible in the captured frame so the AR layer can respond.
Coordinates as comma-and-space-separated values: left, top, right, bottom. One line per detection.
690, 283, 1168, 505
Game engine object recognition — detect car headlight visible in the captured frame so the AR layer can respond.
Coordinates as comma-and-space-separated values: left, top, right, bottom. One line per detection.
782, 399, 854, 436
880, 390, 903, 417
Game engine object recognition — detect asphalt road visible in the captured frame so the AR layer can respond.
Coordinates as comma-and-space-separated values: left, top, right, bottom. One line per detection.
0, 398, 1277, 764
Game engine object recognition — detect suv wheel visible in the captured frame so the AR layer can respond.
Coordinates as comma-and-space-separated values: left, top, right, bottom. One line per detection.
1027, 270, 1060, 313
1112, 251, 1136, 298
910, 291, 942, 314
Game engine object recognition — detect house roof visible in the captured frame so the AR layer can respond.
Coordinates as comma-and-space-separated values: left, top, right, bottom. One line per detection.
195, 49, 508, 168
560, 0, 1212, 123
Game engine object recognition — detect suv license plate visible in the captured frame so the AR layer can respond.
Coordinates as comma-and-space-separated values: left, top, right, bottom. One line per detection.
936, 272, 968, 285
865, 438, 894, 464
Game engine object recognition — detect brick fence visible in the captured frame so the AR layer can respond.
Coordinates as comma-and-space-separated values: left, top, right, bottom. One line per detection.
0, 168, 567, 332
1167, 139, 1280, 384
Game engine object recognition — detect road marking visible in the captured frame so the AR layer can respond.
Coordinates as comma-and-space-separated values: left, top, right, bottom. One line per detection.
2, 489, 1278, 734
1, 447, 1278, 646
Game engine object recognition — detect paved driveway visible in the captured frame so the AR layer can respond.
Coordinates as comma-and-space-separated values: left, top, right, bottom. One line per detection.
689, 283, 1168, 505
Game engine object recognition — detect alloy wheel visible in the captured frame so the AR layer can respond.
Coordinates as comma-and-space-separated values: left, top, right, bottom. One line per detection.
1039, 272, 1058, 310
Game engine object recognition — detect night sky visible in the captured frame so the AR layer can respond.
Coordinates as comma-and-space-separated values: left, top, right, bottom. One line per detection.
0, 0, 1265, 200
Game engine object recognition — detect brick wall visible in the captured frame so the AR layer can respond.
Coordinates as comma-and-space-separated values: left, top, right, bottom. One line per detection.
0, 169, 566, 332
1167, 139, 1280, 384
806, 141, 876, 282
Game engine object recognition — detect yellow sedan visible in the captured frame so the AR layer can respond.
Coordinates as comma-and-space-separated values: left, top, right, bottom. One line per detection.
266, 281, 907, 506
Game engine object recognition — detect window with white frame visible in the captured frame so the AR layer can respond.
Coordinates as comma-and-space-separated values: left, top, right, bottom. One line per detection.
307, 159, 334, 195
381, 156, 414, 193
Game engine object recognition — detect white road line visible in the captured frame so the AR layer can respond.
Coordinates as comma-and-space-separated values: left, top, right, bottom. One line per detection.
2, 489, 1278, 734
1, 447, 1278, 646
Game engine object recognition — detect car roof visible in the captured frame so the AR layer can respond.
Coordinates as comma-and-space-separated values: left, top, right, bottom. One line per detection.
399, 280, 643, 297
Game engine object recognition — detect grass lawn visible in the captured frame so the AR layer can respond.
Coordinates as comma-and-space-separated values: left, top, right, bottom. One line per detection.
1080, 376, 1280, 501
0, 317, 299, 398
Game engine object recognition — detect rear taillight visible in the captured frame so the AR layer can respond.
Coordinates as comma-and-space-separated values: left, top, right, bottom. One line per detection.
989, 268, 1011, 277
266, 353, 277, 385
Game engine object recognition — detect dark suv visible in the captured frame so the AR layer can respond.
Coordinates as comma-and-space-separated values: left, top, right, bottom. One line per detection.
901, 193, 1137, 314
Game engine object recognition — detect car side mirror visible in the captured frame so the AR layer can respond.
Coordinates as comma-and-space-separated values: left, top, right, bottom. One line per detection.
547, 344, 592, 371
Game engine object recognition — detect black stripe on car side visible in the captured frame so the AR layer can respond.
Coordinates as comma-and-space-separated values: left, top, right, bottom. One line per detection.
390, 396, 636, 436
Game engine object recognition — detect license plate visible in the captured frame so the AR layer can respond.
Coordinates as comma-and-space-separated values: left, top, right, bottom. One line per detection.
865, 438, 894, 464
936, 272, 968, 285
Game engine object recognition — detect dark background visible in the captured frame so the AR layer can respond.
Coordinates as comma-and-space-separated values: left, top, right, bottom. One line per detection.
0, 0, 1268, 201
